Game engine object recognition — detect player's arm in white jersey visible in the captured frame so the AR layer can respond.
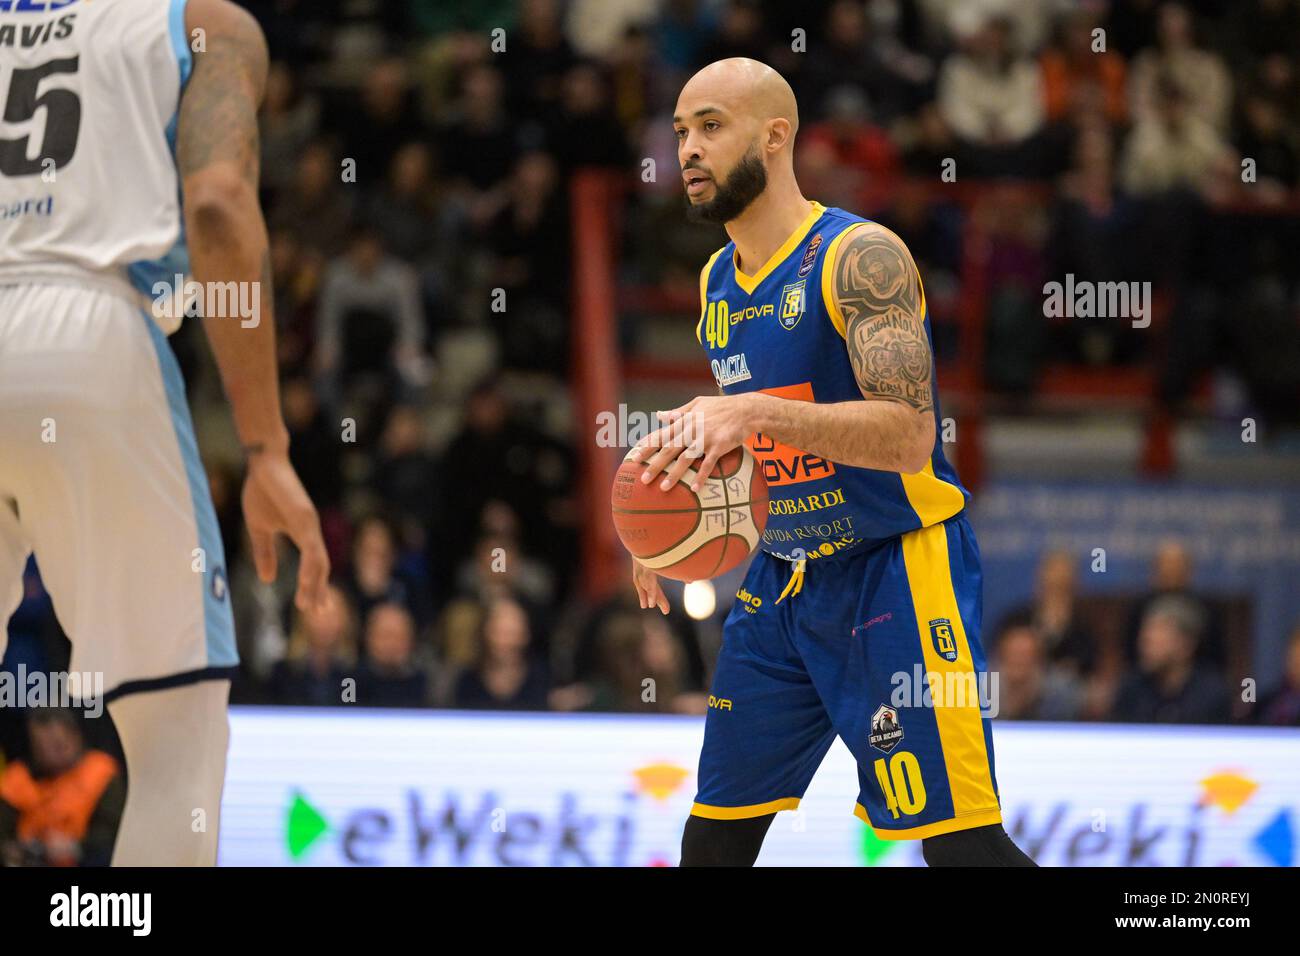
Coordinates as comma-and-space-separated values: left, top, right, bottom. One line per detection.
178, 0, 329, 611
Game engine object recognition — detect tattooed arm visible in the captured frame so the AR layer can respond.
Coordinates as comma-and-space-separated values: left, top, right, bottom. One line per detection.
178, 0, 329, 609
634, 222, 936, 489
740, 222, 935, 473
179, 0, 278, 451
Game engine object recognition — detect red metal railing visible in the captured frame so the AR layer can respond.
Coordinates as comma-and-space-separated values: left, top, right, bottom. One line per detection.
569, 171, 626, 601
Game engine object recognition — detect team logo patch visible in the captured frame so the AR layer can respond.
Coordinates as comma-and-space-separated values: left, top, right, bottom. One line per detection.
797, 233, 822, 277
930, 618, 958, 662
778, 280, 806, 330
869, 704, 903, 753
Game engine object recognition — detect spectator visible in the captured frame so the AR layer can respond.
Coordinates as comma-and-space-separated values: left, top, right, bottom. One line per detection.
450, 522, 555, 636
1254, 625, 1300, 726
1048, 121, 1145, 365
267, 226, 323, 376
327, 58, 428, 187
801, 85, 901, 209
282, 375, 345, 516
314, 227, 431, 410
606, 23, 659, 134
0, 710, 124, 867
229, 531, 299, 693
1110, 595, 1230, 724
799, 0, 917, 127
372, 404, 440, 547
434, 378, 576, 593
1242, 51, 1300, 132
453, 596, 549, 710
1124, 539, 1224, 668
499, 0, 578, 119
991, 613, 1083, 721
269, 141, 355, 259
1119, 72, 1233, 198
543, 61, 631, 174
652, 0, 718, 73
898, 101, 957, 178
1129, 2, 1232, 133
696, 0, 768, 72
936, 14, 1048, 176
574, 612, 707, 714
436, 63, 517, 199
481, 150, 571, 373
269, 585, 358, 707
366, 141, 452, 269
360, 144, 454, 342
1040, 8, 1128, 126
259, 61, 322, 202
355, 603, 431, 707
1233, 91, 1300, 196
997, 550, 1096, 676
342, 515, 433, 634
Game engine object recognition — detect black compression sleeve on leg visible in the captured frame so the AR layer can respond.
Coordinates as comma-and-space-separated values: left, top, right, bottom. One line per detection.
921, 823, 1038, 867
680, 813, 776, 867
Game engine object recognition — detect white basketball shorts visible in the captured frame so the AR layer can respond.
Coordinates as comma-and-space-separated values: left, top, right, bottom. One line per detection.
0, 281, 237, 701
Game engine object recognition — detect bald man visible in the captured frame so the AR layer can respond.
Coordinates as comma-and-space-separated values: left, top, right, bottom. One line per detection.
630, 59, 1034, 866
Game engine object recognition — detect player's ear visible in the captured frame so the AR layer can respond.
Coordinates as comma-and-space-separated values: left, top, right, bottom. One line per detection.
765, 117, 792, 152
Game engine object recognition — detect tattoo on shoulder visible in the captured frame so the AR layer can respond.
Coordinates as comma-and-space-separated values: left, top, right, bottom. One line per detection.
177, 12, 267, 181
835, 226, 933, 414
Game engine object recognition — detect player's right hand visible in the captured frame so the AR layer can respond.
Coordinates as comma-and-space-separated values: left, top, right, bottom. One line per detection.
632, 559, 669, 615
242, 450, 331, 613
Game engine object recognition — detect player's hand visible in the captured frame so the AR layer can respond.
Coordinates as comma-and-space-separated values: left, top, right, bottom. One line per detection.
629, 394, 758, 492
242, 450, 330, 613
632, 559, 669, 615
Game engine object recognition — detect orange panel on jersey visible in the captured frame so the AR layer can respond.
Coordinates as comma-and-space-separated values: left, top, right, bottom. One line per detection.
745, 382, 838, 487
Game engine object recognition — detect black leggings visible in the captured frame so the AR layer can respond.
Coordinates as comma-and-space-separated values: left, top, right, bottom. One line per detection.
680, 815, 1037, 866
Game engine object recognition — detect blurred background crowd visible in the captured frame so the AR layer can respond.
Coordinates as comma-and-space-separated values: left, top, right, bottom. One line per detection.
5, 0, 1300, 863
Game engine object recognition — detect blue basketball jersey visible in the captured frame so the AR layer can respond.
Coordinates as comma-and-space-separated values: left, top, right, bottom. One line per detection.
696, 200, 968, 562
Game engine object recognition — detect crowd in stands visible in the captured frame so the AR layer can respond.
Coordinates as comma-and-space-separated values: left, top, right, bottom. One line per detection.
3, 0, 1298, 866
215, 0, 1297, 719
5, 3, 1300, 853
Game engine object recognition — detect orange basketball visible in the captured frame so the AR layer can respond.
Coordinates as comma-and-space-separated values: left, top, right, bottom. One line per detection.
610, 445, 768, 582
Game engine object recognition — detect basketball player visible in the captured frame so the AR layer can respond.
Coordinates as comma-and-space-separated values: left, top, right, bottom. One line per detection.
0, 0, 328, 865
630, 59, 1034, 866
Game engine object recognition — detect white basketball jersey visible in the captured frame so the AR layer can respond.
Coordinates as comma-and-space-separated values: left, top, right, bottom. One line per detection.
0, 0, 190, 296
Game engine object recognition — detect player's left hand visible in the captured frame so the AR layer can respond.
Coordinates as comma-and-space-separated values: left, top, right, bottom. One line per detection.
629, 394, 758, 492
242, 450, 331, 613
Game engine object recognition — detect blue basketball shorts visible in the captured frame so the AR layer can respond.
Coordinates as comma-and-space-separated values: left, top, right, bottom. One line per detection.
691, 513, 1002, 840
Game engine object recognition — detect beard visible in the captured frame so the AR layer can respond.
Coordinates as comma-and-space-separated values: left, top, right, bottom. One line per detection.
685, 145, 768, 224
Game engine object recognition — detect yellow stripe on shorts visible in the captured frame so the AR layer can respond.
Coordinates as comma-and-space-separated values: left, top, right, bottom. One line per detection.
900, 522, 999, 818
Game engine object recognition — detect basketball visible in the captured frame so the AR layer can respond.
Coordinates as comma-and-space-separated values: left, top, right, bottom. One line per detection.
610, 446, 769, 582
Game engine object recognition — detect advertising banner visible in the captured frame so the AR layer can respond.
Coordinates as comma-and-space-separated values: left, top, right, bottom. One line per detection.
219, 709, 1299, 867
